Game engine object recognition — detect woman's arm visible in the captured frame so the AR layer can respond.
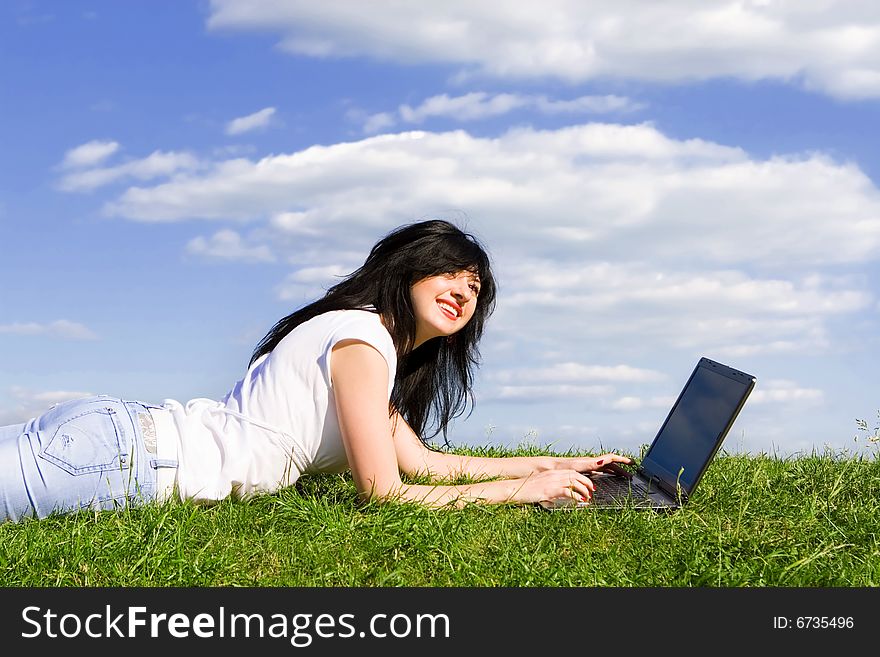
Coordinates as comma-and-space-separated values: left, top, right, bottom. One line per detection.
331, 340, 601, 508
390, 408, 632, 481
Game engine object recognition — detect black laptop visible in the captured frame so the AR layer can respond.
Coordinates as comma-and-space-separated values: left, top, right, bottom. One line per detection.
541, 357, 756, 511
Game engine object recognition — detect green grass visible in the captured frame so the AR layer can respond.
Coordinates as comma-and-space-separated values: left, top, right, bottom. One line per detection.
2, 446, 879, 587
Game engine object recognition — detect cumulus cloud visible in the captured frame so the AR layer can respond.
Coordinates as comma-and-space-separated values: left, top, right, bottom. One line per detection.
492, 260, 871, 360
60, 139, 120, 168
99, 122, 880, 270
610, 396, 677, 412
206, 0, 880, 100
487, 384, 614, 403
749, 379, 824, 404
533, 95, 641, 114
0, 320, 98, 340
225, 107, 277, 135
402, 93, 540, 123
186, 229, 276, 262
405, 92, 640, 122
358, 91, 642, 133
276, 265, 351, 303
360, 112, 397, 135
483, 362, 666, 405
489, 363, 665, 385
57, 149, 200, 192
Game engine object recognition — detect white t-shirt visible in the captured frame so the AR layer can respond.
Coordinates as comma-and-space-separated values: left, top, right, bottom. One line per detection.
162, 309, 397, 502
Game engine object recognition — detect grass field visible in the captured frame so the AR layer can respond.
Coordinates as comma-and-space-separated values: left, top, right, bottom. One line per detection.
1, 445, 878, 587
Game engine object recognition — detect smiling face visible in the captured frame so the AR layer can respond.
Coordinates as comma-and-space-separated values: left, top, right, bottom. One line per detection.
409, 270, 481, 349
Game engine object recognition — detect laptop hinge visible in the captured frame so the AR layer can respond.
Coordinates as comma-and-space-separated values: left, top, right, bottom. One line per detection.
638, 469, 686, 503
653, 477, 687, 504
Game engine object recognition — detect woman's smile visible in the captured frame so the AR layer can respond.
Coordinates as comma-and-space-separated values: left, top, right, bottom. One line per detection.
437, 298, 462, 320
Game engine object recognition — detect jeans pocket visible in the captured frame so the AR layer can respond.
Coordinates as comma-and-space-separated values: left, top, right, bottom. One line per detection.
38, 407, 126, 476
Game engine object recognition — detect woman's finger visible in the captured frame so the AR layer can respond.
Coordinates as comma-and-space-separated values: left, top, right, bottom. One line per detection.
601, 462, 634, 478
573, 472, 595, 493
567, 476, 594, 500
597, 452, 633, 464
567, 486, 590, 503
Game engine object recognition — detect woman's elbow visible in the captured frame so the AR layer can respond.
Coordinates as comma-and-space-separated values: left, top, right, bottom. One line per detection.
354, 477, 404, 504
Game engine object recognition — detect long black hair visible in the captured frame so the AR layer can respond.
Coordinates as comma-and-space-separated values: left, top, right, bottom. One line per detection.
249, 219, 497, 443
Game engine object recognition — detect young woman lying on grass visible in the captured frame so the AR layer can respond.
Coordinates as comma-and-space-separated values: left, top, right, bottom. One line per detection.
0, 219, 631, 522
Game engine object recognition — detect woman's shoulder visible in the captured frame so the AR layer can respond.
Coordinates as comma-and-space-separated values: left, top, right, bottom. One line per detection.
328, 308, 392, 345
281, 308, 391, 350
312, 307, 384, 331
263, 310, 388, 375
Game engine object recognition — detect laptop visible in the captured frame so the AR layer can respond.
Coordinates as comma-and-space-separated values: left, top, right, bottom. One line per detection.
541, 357, 756, 511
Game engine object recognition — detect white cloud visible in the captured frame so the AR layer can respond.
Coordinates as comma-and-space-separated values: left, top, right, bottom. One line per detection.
187, 229, 276, 262
276, 265, 351, 302
749, 379, 825, 405
269, 211, 325, 236
225, 107, 277, 135
61, 139, 120, 168
362, 112, 396, 134
58, 149, 200, 192
400, 92, 529, 123
99, 123, 880, 270
611, 396, 677, 411
507, 264, 870, 319
483, 362, 665, 406
358, 91, 643, 133
206, 0, 880, 99
534, 95, 641, 114
493, 261, 870, 358
488, 384, 614, 402
0, 320, 98, 340
489, 363, 665, 384
482, 359, 826, 412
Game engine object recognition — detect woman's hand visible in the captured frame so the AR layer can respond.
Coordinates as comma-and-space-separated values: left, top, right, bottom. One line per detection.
507, 469, 596, 505
556, 453, 635, 478
506, 454, 634, 507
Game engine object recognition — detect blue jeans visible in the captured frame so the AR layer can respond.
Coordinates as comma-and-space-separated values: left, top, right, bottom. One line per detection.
0, 395, 168, 522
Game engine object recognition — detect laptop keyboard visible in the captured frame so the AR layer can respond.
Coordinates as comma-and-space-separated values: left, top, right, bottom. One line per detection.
591, 475, 655, 506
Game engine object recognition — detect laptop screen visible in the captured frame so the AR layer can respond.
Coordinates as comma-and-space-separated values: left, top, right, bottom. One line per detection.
641, 359, 754, 497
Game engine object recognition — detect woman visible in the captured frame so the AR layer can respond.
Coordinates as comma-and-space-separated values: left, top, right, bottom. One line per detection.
0, 219, 631, 522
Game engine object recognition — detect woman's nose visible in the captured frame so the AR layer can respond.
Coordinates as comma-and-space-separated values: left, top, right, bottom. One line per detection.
452, 281, 472, 302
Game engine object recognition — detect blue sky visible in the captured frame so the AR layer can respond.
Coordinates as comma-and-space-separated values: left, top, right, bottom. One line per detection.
2, 1, 879, 458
